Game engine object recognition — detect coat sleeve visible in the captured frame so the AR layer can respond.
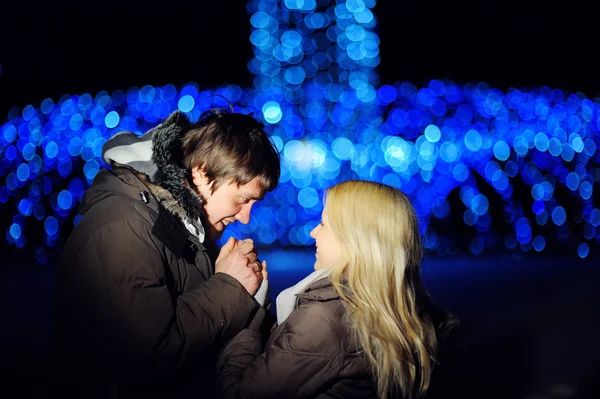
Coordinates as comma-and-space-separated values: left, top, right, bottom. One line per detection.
216, 302, 343, 399
56, 217, 258, 380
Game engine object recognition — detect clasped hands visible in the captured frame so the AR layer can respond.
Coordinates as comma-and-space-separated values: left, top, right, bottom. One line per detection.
215, 237, 268, 295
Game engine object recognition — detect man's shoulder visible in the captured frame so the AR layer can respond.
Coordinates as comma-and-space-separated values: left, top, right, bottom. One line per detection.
82, 167, 157, 219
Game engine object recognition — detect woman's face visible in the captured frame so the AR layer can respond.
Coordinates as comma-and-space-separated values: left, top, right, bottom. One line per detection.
309, 209, 342, 270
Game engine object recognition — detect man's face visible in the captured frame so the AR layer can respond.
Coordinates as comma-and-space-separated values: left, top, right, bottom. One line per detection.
192, 166, 263, 240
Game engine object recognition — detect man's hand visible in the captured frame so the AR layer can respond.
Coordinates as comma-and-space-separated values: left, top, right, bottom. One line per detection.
215, 237, 263, 295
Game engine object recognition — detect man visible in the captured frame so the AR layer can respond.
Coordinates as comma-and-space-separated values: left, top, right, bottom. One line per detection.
52, 109, 280, 398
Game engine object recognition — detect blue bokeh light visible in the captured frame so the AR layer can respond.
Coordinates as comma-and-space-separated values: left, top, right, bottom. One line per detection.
0, 0, 598, 261
578, 243, 589, 258
57, 190, 73, 210
44, 216, 59, 236
9, 223, 22, 240
552, 206, 567, 226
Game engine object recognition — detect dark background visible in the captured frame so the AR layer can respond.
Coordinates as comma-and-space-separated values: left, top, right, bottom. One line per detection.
1, 0, 599, 119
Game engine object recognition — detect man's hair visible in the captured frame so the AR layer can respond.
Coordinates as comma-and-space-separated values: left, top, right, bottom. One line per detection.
181, 109, 280, 196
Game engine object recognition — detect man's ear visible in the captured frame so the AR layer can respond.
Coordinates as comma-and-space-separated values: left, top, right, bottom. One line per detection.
190, 165, 208, 187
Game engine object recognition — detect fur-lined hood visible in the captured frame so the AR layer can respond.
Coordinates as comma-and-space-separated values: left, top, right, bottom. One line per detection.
85, 111, 206, 241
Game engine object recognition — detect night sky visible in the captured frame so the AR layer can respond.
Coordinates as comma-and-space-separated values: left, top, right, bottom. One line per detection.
1, 0, 598, 119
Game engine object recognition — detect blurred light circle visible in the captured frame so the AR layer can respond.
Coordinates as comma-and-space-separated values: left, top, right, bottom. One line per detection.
9, 223, 22, 240
298, 187, 319, 208
377, 85, 397, 104
493, 140, 510, 161
345, 24, 366, 41
584, 138, 596, 156
531, 184, 544, 201
533, 235, 546, 252
6, 173, 19, 191
571, 135, 584, 153
105, 111, 120, 128
250, 11, 270, 28
590, 209, 600, 227
536, 211, 548, 225
463, 209, 477, 226
178, 95, 195, 112
470, 237, 484, 255
250, 29, 271, 47
69, 113, 84, 131
45, 141, 59, 158
532, 200, 545, 215
22, 143, 36, 161
417, 88, 436, 107
284, 140, 306, 162
57, 190, 73, 210
566, 172, 580, 191
552, 206, 567, 226
471, 194, 489, 216
561, 144, 575, 162
17, 163, 31, 181
84, 159, 100, 180
23, 104, 36, 121
284, 66, 306, 85
18, 198, 33, 216
332, 137, 355, 160
44, 216, 59, 235
464, 129, 482, 151
41, 98, 54, 114
281, 30, 302, 48
258, 226, 277, 244
2, 125, 17, 143
453, 163, 469, 182
68, 137, 83, 156
579, 181, 593, 200
548, 138, 562, 156
513, 135, 529, 157
578, 243, 590, 258
262, 101, 282, 124
305, 12, 325, 29
439, 142, 458, 163
424, 125, 441, 143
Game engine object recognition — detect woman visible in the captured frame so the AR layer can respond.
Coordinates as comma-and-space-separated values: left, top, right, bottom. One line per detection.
217, 180, 451, 398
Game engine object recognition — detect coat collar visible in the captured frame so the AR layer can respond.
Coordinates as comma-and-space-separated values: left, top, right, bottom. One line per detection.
296, 277, 341, 302
102, 111, 206, 239
109, 165, 208, 258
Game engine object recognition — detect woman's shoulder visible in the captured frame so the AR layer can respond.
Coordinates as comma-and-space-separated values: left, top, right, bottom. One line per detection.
278, 296, 347, 354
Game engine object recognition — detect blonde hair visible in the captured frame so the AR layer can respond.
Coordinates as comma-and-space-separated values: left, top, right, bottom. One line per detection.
325, 180, 437, 398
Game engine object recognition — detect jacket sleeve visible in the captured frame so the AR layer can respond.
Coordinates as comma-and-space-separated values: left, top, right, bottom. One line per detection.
216, 302, 343, 399
57, 217, 258, 380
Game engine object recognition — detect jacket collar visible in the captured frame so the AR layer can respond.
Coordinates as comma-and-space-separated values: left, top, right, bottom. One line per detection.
296, 277, 340, 302
102, 111, 206, 240
108, 165, 207, 258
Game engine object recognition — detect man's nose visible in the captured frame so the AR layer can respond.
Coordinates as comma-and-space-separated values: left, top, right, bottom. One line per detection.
236, 203, 253, 224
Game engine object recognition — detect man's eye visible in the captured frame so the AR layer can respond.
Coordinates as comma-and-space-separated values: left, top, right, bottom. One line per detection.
319, 221, 324, 227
